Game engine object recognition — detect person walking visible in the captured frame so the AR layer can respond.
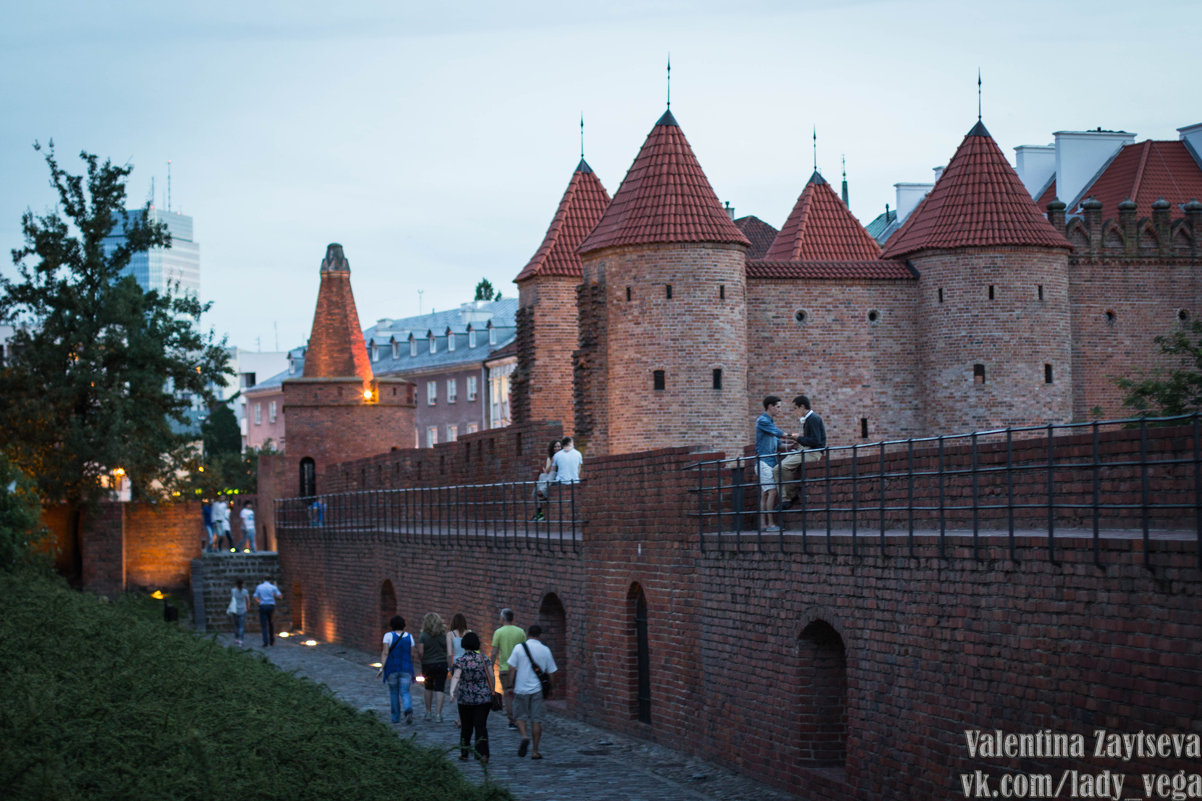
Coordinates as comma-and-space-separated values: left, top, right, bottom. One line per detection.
377, 615, 417, 725
202, 500, 215, 552
238, 501, 256, 551
227, 578, 250, 646
491, 608, 526, 729
506, 623, 558, 760
212, 498, 232, 551
417, 612, 449, 722
253, 577, 282, 647
448, 631, 493, 762
446, 613, 470, 673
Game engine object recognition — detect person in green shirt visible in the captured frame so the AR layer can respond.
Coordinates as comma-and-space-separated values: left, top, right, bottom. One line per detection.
491, 608, 526, 728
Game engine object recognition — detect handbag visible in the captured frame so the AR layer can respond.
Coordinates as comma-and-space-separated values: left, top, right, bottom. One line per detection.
226, 590, 238, 615
520, 642, 553, 699
491, 691, 504, 711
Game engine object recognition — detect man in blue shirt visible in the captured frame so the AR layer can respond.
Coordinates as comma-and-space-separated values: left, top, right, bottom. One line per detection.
755, 396, 795, 532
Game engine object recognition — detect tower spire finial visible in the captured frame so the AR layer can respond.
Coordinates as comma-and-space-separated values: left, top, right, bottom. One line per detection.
841, 154, 849, 206
812, 125, 817, 173
977, 68, 982, 122
580, 112, 584, 160
666, 54, 671, 108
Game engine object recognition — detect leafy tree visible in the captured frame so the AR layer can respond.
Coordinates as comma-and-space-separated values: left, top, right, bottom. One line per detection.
0, 454, 45, 571
1118, 320, 1202, 416
0, 143, 231, 575
474, 277, 501, 302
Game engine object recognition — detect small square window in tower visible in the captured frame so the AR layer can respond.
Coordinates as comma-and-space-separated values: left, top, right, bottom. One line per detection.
653, 370, 665, 391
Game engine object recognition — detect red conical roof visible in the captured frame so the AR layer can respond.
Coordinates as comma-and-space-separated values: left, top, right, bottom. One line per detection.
515, 159, 610, 283
578, 110, 749, 255
764, 172, 882, 261
881, 121, 1070, 259
302, 243, 373, 382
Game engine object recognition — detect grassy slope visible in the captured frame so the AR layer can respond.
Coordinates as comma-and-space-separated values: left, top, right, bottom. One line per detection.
0, 570, 512, 801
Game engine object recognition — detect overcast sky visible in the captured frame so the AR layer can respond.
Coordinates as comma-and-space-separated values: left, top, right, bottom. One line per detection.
2, 1, 1197, 353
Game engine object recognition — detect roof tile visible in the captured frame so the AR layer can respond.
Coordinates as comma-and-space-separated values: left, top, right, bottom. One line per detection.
515, 159, 611, 282
881, 121, 1071, 259
1079, 140, 1202, 218
733, 215, 778, 259
765, 172, 882, 261
578, 110, 750, 255
302, 244, 374, 381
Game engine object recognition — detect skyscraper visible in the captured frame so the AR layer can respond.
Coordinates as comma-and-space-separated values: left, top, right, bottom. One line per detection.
103, 207, 200, 297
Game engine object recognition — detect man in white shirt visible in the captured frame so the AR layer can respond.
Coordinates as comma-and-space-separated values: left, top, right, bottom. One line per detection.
505, 623, 558, 759
238, 501, 256, 551
212, 499, 232, 550
551, 437, 583, 484
253, 578, 283, 647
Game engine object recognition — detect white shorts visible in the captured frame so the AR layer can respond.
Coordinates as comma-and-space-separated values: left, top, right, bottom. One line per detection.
757, 459, 779, 490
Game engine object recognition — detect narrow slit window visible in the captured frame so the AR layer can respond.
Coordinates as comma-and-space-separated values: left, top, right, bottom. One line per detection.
653, 370, 665, 391
665, 284, 673, 299
719, 284, 725, 300
973, 364, 986, 384
988, 285, 995, 300
626, 286, 632, 301
860, 418, 869, 439
1037, 284, 1044, 300
712, 368, 722, 390
937, 288, 944, 303
1044, 364, 1054, 384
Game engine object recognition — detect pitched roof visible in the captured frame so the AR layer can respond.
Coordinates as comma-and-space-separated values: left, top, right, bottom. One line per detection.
1077, 140, 1202, 218
881, 121, 1071, 259
733, 215, 778, 260
578, 109, 750, 255
302, 244, 373, 381
747, 260, 916, 281
764, 172, 882, 261
514, 159, 611, 283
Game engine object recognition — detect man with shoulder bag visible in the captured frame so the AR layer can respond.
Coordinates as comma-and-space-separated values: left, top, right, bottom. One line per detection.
505, 624, 557, 760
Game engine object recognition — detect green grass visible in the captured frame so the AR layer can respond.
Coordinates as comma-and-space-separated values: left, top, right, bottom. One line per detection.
0, 569, 513, 801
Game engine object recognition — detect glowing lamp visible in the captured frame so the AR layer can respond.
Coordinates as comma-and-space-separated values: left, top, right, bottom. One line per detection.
370, 662, 382, 668
150, 590, 165, 600
302, 639, 317, 647
363, 388, 373, 400
415, 675, 425, 683
278, 632, 290, 638
112, 467, 125, 477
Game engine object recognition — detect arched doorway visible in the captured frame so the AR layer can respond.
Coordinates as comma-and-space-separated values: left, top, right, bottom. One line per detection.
798, 619, 847, 766
300, 457, 316, 498
537, 593, 567, 697
380, 580, 397, 635
628, 583, 651, 723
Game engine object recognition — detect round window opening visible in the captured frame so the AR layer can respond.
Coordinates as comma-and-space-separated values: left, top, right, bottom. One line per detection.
794, 310, 808, 324
867, 309, 880, 323
1178, 309, 1191, 322
1105, 310, 1116, 324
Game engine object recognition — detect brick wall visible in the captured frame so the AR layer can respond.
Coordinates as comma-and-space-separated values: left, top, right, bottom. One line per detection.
190, 552, 287, 634
124, 502, 206, 591
579, 242, 750, 456
514, 278, 578, 434
274, 435, 1202, 799
912, 247, 1074, 433
746, 276, 922, 444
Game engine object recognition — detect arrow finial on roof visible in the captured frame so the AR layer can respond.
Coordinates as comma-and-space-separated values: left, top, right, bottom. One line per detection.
978, 68, 982, 122
812, 125, 818, 173
666, 54, 671, 109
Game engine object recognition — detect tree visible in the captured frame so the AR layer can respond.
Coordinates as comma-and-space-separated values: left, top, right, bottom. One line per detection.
0, 453, 45, 571
1118, 319, 1202, 417
0, 143, 231, 573
474, 277, 501, 302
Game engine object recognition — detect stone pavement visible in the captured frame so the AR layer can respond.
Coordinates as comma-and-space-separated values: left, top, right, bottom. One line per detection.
219, 633, 798, 801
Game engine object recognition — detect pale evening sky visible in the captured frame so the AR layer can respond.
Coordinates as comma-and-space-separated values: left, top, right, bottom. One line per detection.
1, 1, 1196, 353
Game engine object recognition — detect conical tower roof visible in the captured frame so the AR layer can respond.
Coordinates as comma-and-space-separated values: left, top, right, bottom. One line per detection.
578, 110, 749, 255
764, 171, 882, 261
515, 159, 611, 283
302, 243, 373, 382
881, 121, 1071, 259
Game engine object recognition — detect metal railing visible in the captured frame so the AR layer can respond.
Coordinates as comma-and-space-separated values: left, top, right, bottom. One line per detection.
274, 479, 583, 553
687, 415, 1202, 569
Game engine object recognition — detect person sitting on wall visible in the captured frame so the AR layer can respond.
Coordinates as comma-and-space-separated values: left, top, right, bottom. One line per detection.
780, 395, 827, 509
754, 396, 795, 532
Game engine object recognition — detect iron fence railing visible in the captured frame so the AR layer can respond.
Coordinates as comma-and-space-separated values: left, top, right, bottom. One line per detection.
274, 480, 582, 553
687, 415, 1202, 569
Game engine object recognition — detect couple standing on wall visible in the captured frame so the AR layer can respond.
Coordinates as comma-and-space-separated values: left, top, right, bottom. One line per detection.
755, 395, 826, 532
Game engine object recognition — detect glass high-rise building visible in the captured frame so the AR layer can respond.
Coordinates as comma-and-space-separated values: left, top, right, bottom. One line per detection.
103, 207, 200, 297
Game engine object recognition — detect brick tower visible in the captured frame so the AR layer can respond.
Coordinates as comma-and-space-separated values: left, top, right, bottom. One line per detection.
881, 121, 1073, 433
575, 109, 751, 456
512, 159, 610, 434
282, 244, 415, 495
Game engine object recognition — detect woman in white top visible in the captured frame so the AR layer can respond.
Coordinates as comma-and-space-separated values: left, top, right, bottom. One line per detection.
227, 578, 250, 646
446, 612, 469, 666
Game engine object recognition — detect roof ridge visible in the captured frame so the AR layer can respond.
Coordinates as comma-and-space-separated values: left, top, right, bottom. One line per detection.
1130, 140, 1152, 203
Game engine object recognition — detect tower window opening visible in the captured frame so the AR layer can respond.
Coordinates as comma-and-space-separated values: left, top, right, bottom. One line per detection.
653, 370, 665, 391
988, 285, 995, 300
973, 364, 986, 384
1105, 309, 1117, 325
1037, 284, 1044, 300
794, 309, 808, 324
937, 288, 944, 303
1044, 364, 1054, 384
860, 418, 868, 439
666, 284, 673, 299
1178, 308, 1191, 322
712, 368, 722, 390
626, 286, 632, 302
867, 309, 879, 324
719, 284, 725, 300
